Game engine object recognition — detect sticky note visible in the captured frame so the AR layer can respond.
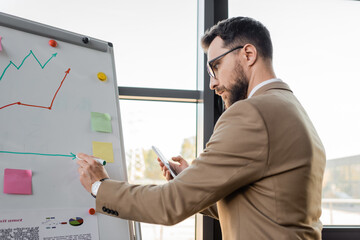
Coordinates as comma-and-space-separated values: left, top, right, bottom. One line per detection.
3, 168, 32, 195
91, 112, 112, 133
92, 141, 114, 163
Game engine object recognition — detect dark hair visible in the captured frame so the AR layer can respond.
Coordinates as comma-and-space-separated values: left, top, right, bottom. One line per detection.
201, 17, 273, 60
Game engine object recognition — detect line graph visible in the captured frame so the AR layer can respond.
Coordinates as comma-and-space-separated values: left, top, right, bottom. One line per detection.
0, 50, 57, 81
0, 68, 71, 110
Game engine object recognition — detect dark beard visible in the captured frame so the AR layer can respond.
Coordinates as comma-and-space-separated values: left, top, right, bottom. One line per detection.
227, 64, 249, 108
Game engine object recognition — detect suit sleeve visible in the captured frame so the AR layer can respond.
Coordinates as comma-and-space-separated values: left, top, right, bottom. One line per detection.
200, 204, 219, 220
96, 101, 268, 225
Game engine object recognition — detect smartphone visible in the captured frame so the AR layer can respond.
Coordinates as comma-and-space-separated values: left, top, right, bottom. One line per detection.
152, 146, 177, 178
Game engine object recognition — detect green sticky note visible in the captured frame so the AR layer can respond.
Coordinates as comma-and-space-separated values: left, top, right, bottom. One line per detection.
91, 112, 112, 133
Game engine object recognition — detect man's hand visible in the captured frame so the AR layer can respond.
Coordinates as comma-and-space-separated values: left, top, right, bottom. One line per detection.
158, 155, 189, 181
76, 153, 110, 193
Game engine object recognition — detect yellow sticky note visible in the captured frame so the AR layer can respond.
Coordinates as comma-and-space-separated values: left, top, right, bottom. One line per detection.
92, 141, 114, 163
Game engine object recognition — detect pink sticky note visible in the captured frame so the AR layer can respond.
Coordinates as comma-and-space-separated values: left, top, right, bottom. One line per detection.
3, 168, 32, 195
0, 36, 2, 52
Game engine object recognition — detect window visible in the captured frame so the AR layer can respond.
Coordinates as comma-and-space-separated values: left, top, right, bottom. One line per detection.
229, 0, 360, 226
120, 100, 197, 240
2, 0, 197, 91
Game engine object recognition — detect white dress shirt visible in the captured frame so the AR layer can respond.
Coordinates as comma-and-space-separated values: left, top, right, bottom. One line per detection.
248, 78, 282, 99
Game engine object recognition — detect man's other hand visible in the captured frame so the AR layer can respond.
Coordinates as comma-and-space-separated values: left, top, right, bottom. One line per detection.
157, 155, 189, 181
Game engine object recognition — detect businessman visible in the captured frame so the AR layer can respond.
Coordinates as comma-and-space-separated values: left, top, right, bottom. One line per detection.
77, 16, 326, 239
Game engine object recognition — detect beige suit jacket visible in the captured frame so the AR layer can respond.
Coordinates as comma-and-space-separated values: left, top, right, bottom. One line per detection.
97, 82, 326, 240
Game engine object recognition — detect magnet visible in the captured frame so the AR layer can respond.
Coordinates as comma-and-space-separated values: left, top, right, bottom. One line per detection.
97, 72, 107, 81
89, 208, 96, 215
49, 39, 57, 47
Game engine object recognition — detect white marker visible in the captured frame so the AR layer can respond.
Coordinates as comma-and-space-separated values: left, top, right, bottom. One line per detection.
76, 155, 106, 166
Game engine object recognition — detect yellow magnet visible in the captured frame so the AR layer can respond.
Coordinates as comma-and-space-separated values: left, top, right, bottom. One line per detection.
97, 72, 107, 81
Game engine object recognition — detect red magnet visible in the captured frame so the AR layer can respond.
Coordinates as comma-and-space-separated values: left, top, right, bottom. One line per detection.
49, 39, 57, 47
89, 208, 96, 215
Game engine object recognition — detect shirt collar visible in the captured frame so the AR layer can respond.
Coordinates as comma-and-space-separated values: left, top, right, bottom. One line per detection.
247, 78, 282, 99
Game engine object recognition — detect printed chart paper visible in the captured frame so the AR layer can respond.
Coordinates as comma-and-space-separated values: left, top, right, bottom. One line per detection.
0, 208, 99, 240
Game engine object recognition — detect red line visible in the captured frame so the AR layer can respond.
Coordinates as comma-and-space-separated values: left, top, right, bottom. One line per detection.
0, 102, 20, 110
0, 68, 71, 110
18, 103, 50, 109
49, 68, 70, 109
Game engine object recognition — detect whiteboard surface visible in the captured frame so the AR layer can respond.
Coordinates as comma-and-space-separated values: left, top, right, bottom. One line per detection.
0, 13, 132, 240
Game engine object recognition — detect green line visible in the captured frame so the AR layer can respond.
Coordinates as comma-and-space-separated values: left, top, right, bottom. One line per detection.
0, 51, 57, 81
0, 150, 76, 159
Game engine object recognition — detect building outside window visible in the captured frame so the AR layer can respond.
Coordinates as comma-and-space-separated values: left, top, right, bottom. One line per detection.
120, 100, 197, 240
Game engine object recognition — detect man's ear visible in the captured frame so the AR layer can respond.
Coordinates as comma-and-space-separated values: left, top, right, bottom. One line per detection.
242, 44, 257, 67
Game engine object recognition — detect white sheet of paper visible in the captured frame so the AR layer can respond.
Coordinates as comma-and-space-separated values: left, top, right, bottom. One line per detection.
0, 208, 99, 239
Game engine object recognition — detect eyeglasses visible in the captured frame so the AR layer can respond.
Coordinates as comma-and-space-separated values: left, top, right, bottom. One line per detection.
206, 46, 243, 79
